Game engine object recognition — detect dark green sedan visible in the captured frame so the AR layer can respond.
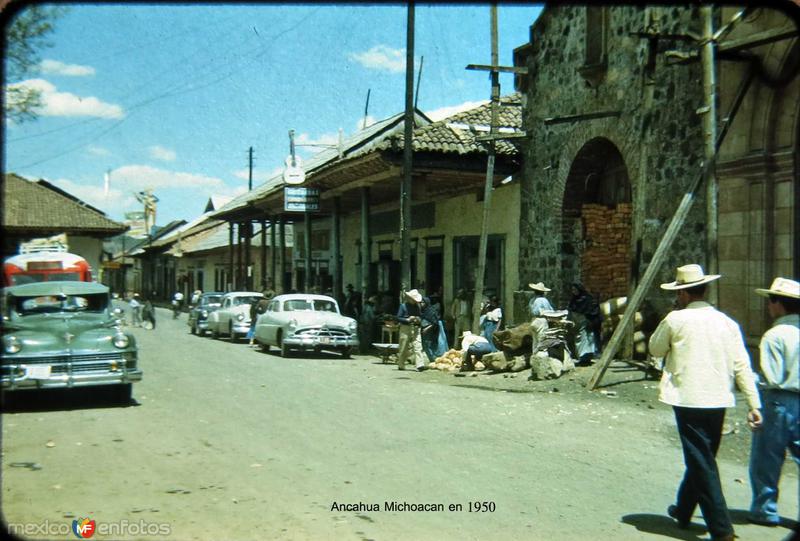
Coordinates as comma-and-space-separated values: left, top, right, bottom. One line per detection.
1, 281, 142, 400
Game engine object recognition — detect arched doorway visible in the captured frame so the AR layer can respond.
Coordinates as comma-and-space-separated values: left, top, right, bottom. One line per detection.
561, 137, 632, 302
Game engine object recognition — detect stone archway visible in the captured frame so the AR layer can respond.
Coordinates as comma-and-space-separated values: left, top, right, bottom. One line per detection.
561, 137, 632, 302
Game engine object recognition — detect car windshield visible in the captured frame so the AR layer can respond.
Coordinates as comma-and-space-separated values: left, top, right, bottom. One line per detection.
233, 296, 261, 306
283, 299, 313, 312
13, 293, 108, 315
203, 295, 222, 306
314, 300, 337, 313
283, 299, 338, 313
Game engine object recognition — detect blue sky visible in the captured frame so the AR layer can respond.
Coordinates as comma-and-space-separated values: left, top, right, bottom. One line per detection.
5, 3, 543, 226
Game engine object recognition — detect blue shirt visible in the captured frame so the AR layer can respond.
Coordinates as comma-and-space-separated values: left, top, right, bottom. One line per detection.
758, 313, 799, 393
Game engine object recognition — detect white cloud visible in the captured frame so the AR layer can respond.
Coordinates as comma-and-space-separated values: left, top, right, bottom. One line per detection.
9, 79, 124, 119
111, 165, 225, 191
348, 45, 406, 73
425, 100, 488, 121
39, 59, 95, 77
295, 131, 341, 148
356, 116, 376, 131
49, 177, 136, 217
87, 145, 111, 156
148, 145, 177, 162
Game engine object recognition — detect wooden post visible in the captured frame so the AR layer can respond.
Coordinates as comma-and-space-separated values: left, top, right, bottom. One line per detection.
244, 221, 252, 290
261, 218, 267, 290
471, 4, 500, 332
278, 218, 286, 293
332, 196, 342, 300
270, 217, 276, 290
360, 187, 371, 300
228, 222, 234, 292
304, 212, 312, 292
400, 2, 415, 292
702, 6, 719, 305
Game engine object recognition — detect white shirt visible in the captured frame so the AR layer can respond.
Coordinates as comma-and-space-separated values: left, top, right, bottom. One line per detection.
461, 332, 489, 350
649, 301, 761, 410
758, 313, 799, 393
529, 296, 554, 317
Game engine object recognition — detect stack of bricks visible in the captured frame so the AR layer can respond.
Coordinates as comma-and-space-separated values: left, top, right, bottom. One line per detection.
580, 203, 632, 302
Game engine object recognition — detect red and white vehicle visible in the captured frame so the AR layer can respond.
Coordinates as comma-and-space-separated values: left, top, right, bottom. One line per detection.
3, 248, 93, 286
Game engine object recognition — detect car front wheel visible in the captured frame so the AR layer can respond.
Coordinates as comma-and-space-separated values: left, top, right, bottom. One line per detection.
279, 333, 290, 357
340, 347, 352, 359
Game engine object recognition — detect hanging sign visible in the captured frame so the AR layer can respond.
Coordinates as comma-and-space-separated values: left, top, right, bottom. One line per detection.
284, 186, 320, 212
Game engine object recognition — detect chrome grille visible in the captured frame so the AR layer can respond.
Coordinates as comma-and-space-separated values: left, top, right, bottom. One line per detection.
9, 352, 124, 364
297, 328, 349, 338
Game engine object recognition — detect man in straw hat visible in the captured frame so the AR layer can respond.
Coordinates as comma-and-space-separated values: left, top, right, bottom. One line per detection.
395, 289, 427, 371
528, 282, 554, 318
649, 263, 762, 541
748, 277, 799, 527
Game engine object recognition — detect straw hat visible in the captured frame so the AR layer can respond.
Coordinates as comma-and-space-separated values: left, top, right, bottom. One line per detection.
404, 289, 423, 303
755, 277, 800, 299
528, 282, 551, 293
660, 264, 721, 290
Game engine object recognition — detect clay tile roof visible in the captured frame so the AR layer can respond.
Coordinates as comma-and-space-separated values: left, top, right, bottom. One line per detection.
371, 92, 523, 157
3, 173, 127, 235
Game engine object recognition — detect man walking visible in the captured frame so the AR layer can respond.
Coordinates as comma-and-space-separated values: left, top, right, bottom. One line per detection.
396, 289, 427, 372
749, 277, 799, 527
649, 264, 762, 541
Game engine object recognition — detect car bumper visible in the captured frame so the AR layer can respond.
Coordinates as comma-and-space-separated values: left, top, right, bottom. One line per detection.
2, 369, 143, 390
196, 320, 210, 330
283, 335, 359, 349
232, 322, 251, 334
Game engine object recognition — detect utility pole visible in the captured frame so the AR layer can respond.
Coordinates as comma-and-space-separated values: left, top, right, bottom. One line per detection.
464, 4, 528, 331
362, 89, 371, 130
470, 5, 500, 332
701, 6, 719, 305
248, 147, 254, 191
414, 55, 424, 110
400, 1, 415, 293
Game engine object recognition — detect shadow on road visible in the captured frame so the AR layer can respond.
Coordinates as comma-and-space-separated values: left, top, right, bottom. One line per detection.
620, 513, 705, 540
729, 508, 800, 531
2, 387, 140, 413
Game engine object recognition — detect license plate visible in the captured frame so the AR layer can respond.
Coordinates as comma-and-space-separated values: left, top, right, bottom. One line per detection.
319, 337, 331, 345
26, 365, 51, 379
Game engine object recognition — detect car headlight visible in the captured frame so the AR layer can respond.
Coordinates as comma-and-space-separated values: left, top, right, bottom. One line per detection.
201, 309, 208, 318
348, 320, 358, 332
3, 336, 22, 354
237, 313, 245, 321
288, 318, 298, 330
112, 333, 130, 349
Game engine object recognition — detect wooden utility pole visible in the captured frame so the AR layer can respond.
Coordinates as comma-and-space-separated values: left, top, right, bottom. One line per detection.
471, 4, 500, 332
400, 2, 415, 293
464, 4, 528, 331
701, 6, 719, 305
248, 147, 254, 191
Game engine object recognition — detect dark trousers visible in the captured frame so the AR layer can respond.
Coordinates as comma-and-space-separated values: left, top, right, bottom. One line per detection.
672, 406, 733, 539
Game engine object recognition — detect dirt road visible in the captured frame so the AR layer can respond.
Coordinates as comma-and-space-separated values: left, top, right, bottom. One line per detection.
2, 308, 797, 540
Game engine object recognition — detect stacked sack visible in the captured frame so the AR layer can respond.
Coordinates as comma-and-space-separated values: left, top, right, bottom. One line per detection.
600, 296, 647, 357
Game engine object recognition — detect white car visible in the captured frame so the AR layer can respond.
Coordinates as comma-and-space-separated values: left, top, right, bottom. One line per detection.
206, 291, 263, 341
253, 294, 358, 357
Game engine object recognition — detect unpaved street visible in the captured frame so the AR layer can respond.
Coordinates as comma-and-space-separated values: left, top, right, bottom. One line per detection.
2, 307, 797, 540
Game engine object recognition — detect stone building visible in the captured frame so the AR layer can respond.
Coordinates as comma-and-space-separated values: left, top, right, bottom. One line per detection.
513, 5, 797, 347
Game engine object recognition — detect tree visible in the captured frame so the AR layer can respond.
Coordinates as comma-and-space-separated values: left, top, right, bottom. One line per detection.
4, 5, 66, 123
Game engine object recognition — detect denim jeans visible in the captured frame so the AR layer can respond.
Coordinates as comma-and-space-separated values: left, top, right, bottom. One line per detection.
672, 406, 734, 539
749, 389, 800, 524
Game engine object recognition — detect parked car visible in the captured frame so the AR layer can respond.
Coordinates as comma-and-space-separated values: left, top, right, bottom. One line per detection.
1, 281, 142, 401
206, 291, 263, 341
253, 293, 358, 357
187, 292, 224, 335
